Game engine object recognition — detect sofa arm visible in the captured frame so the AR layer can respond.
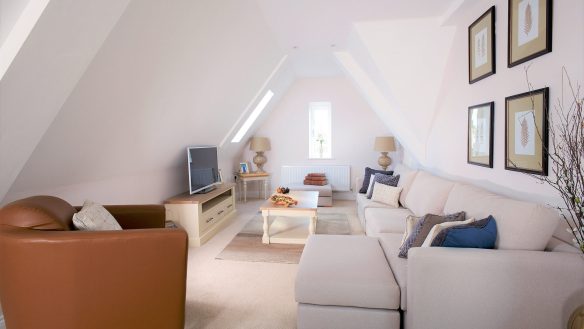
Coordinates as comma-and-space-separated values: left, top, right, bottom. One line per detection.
0, 227, 188, 329
407, 247, 584, 329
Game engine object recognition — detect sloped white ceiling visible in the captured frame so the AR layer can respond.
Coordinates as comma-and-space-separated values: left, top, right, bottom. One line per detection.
4, 0, 285, 204
337, 18, 456, 165
0, 0, 132, 203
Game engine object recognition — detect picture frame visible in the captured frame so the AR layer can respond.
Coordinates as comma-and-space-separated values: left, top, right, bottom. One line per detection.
469, 6, 496, 84
468, 102, 494, 167
505, 87, 549, 175
239, 162, 249, 174
508, 0, 553, 68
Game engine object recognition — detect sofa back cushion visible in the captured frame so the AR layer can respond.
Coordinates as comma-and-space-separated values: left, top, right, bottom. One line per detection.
0, 196, 75, 231
403, 171, 455, 216
393, 164, 418, 206
443, 183, 559, 251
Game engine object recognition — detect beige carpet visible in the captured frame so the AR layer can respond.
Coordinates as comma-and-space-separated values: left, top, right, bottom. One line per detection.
184, 199, 362, 329
216, 213, 350, 264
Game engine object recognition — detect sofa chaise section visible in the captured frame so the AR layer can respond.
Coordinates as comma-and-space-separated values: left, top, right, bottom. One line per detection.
295, 235, 401, 329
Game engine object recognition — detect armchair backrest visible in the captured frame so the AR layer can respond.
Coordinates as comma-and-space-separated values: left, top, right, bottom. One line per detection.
0, 195, 75, 231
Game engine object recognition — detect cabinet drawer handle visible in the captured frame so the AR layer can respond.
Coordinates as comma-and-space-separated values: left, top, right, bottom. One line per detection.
218, 210, 224, 215
206, 217, 214, 223
227, 204, 233, 208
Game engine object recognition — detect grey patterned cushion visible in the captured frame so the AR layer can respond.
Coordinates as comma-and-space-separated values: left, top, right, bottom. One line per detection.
366, 174, 400, 199
359, 167, 394, 193
398, 211, 466, 258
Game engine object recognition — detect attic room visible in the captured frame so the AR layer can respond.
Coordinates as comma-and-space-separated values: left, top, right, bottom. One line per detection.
0, 0, 583, 328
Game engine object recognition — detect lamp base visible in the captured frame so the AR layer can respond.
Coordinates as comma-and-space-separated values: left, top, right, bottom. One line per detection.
378, 152, 391, 171
253, 152, 267, 173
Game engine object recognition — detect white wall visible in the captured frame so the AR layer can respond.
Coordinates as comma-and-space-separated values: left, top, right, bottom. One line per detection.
240, 77, 400, 198
426, 0, 584, 204
3, 0, 284, 205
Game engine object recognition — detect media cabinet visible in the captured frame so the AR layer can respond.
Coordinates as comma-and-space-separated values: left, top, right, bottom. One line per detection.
164, 183, 236, 246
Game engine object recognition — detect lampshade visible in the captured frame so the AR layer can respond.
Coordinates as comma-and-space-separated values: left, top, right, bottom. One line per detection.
250, 137, 271, 152
374, 136, 396, 152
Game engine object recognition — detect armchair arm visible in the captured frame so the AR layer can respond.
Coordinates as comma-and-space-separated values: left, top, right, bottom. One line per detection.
407, 247, 584, 329
0, 227, 188, 329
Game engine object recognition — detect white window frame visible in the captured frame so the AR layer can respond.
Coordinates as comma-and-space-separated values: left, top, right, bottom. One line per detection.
308, 102, 332, 159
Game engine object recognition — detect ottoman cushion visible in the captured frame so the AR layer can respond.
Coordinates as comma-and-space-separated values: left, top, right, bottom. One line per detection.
295, 235, 400, 310
289, 184, 333, 197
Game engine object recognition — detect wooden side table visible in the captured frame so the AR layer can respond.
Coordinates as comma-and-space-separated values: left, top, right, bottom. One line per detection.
237, 172, 270, 202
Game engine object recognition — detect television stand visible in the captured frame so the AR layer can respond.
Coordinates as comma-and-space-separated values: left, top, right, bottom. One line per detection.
164, 183, 236, 246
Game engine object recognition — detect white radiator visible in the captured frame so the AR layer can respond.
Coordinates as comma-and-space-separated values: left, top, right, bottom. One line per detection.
281, 165, 351, 192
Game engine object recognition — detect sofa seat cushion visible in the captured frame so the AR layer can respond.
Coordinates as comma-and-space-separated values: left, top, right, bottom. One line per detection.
296, 235, 400, 310
377, 233, 408, 310
365, 207, 413, 236
443, 183, 559, 251
356, 193, 392, 228
403, 171, 455, 216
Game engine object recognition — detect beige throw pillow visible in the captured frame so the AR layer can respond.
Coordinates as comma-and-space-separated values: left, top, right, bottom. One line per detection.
73, 200, 122, 231
371, 184, 402, 208
421, 217, 476, 247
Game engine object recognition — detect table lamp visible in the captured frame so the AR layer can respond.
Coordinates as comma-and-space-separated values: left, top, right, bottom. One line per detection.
250, 137, 271, 173
374, 136, 396, 170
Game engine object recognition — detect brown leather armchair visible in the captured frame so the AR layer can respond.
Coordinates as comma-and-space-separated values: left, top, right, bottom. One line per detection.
0, 196, 188, 329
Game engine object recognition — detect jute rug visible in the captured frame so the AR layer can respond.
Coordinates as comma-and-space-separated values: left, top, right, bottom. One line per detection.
216, 212, 350, 264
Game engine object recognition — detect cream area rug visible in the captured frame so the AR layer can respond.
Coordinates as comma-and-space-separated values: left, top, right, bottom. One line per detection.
216, 212, 350, 264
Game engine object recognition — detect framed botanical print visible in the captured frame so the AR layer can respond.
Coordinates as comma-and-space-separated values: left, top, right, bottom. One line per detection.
505, 88, 549, 175
469, 6, 496, 84
508, 0, 553, 67
468, 102, 494, 167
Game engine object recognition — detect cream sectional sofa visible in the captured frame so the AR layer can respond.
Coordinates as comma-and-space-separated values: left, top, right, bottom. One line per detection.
296, 165, 584, 329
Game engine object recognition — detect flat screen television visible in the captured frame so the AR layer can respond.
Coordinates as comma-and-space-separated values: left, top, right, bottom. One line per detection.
187, 146, 221, 194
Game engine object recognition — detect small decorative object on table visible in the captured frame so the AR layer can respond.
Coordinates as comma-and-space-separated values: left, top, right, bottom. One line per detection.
270, 193, 298, 207
276, 186, 290, 194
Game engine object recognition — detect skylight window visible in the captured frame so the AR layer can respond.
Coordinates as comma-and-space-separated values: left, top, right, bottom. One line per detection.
231, 90, 274, 143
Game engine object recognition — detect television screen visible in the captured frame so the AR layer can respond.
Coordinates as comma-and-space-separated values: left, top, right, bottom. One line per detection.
188, 146, 221, 194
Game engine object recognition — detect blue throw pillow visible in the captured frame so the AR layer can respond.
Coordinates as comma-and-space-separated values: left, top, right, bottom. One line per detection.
431, 216, 497, 249
359, 167, 394, 193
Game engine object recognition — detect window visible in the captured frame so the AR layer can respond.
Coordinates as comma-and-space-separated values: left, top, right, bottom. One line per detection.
231, 90, 274, 143
309, 102, 332, 159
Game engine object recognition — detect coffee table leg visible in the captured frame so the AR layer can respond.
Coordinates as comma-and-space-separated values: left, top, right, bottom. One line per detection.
262, 212, 270, 244
309, 214, 317, 235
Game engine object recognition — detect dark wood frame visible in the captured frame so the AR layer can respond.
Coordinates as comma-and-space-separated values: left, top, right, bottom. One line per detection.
467, 102, 494, 168
507, 0, 553, 68
504, 88, 549, 175
469, 6, 496, 84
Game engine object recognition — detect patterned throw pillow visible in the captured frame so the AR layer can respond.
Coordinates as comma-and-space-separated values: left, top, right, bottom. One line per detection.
366, 174, 400, 199
73, 200, 122, 231
370, 184, 402, 208
359, 167, 394, 193
398, 211, 466, 258
431, 216, 497, 248
401, 215, 422, 244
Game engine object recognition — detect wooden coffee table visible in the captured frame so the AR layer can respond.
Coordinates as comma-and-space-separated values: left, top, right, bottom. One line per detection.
259, 191, 319, 244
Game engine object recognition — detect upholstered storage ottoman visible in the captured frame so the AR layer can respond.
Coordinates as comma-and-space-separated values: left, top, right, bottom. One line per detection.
288, 184, 333, 206
295, 235, 400, 329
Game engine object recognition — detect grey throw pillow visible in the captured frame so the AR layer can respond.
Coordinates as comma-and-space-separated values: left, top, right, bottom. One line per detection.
366, 174, 400, 199
398, 211, 466, 258
359, 167, 394, 193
